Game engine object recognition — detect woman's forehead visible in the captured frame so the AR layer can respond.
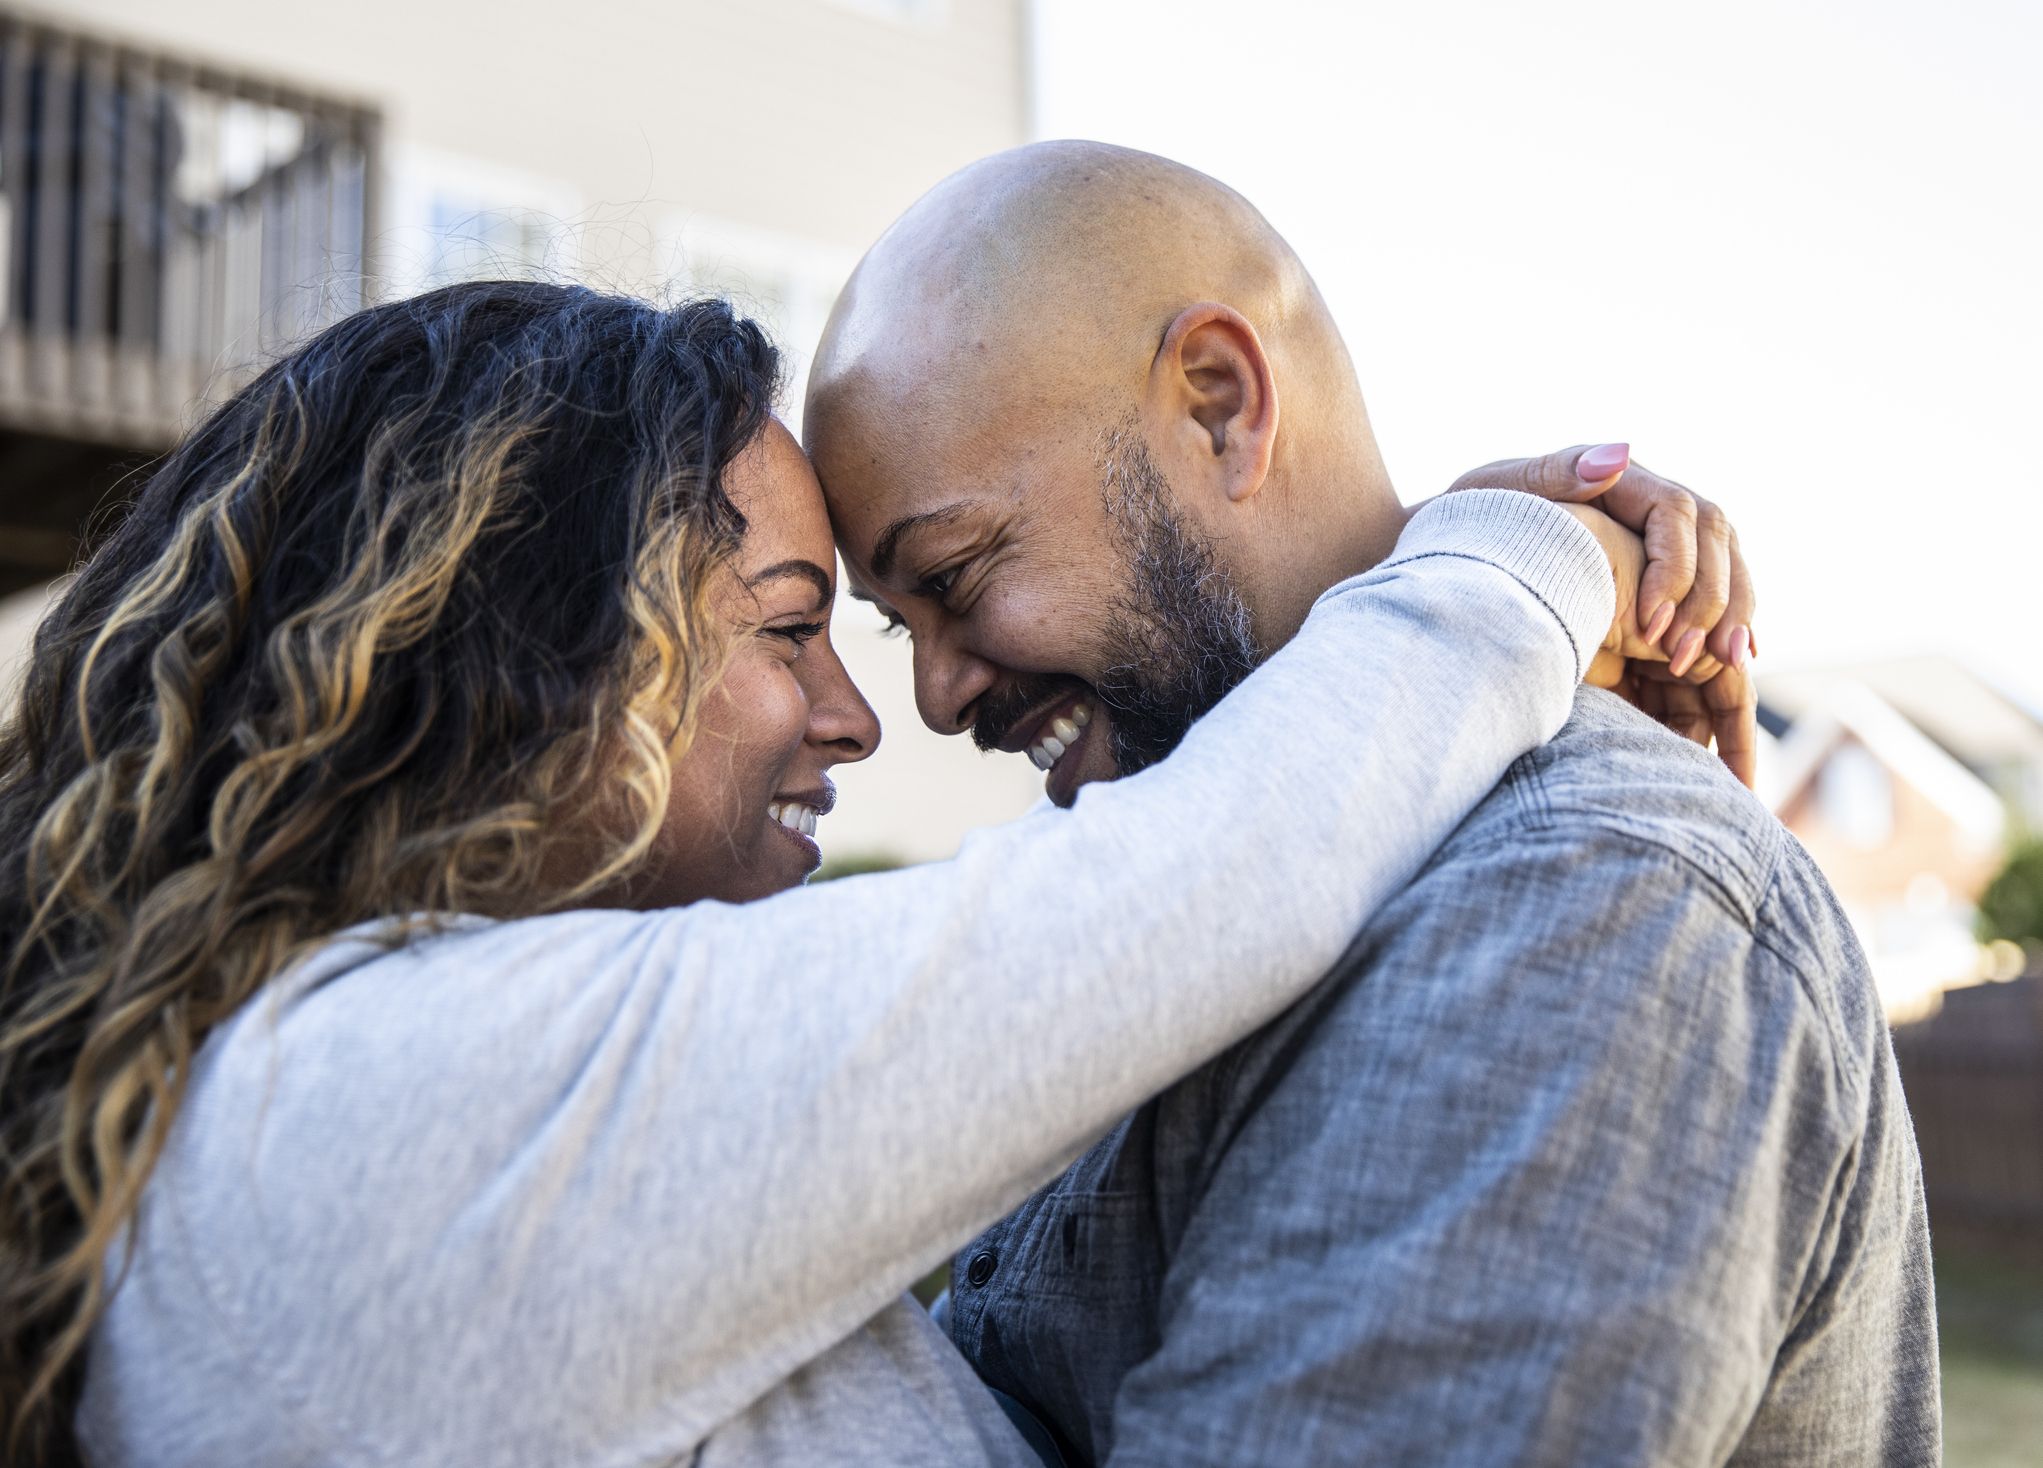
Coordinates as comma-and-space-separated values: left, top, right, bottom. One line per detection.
728, 420, 837, 576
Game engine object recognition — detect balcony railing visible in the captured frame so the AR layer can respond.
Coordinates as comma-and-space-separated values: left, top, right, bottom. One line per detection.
0, 10, 381, 452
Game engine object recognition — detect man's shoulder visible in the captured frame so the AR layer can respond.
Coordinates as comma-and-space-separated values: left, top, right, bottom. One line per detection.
1310, 685, 1883, 1107
1156, 691, 1879, 1193
1431, 686, 1785, 924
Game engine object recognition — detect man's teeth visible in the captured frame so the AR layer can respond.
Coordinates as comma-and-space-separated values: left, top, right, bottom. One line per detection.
1027, 702, 1092, 771
768, 802, 820, 838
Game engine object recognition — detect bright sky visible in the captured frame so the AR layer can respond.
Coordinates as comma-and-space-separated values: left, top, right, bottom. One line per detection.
1030, 0, 2042, 710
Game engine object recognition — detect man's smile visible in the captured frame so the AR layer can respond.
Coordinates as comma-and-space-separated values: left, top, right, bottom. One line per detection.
978, 684, 1119, 807
1019, 696, 1091, 772
1032, 699, 1126, 807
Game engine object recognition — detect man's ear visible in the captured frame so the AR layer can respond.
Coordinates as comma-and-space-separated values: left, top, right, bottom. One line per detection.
1148, 303, 1279, 504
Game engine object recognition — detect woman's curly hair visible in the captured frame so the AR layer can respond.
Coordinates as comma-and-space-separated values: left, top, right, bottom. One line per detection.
0, 279, 780, 1461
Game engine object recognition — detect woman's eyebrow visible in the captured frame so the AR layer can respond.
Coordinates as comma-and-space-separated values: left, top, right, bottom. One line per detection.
745, 559, 834, 610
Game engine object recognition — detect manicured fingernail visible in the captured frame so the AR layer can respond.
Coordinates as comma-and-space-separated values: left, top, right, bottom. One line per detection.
1670, 627, 1703, 678
1644, 601, 1674, 645
1575, 442, 1630, 483
1730, 627, 1750, 670
1747, 628, 1760, 660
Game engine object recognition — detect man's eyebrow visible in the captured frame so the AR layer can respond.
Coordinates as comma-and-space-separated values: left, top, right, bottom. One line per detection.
870, 501, 973, 582
745, 559, 834, 610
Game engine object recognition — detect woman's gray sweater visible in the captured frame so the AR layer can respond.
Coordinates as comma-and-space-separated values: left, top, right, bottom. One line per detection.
77, 492, 1611, 1466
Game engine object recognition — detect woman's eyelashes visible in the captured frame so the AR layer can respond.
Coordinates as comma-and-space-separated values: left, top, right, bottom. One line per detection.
763, 619, 828, 651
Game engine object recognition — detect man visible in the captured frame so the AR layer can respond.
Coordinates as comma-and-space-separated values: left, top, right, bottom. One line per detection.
804, 142, 1938, 1464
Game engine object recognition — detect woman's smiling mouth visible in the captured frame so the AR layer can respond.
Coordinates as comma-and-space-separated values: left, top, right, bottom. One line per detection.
767, 800, 822, 839
766, 785, 835, 858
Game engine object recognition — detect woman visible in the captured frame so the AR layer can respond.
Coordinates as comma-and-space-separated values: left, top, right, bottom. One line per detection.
0, 281, 1672, 1465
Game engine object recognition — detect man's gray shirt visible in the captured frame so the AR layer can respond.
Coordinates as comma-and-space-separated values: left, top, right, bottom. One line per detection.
947, 690, 1941, 1466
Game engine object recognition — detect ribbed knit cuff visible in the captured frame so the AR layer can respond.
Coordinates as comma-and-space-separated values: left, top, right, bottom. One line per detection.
1365, 490, 1614, 679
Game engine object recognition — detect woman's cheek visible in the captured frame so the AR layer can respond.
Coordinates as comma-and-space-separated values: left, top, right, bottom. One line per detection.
727, 650, 811, 784
766, 660, 814, 764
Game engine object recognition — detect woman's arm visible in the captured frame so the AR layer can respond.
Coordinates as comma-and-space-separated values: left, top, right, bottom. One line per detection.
221, 490, 1614, 1451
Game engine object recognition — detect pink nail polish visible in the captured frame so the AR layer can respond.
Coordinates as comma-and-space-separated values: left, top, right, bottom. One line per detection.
1575, 442, 1631, 482
1731, 628, 1750, 670
1670, 628, 1703, 678
1644, 601, 1674, 646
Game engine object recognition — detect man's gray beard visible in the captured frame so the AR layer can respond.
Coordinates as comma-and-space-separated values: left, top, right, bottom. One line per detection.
1093, 423, 1261, 775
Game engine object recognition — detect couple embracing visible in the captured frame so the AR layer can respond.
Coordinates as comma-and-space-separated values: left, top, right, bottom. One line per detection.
0, 143, 1937, 1467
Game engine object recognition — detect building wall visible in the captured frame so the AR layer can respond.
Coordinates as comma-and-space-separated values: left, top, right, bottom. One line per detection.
4, 0, 1046, 863
32, 0, 1029, 419
44, 0, 1026, 259
1778, 735, 2005, 911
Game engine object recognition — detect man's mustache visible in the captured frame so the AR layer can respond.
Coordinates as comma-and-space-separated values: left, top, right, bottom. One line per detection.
971, 675, 1092, 754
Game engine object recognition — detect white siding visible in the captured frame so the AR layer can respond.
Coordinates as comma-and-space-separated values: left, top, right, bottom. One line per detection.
18, 0, 1039, 863
50, 0, 1026, 258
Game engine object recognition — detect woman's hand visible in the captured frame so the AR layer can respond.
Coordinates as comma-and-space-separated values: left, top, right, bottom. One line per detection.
1446, 445, 1760, 790
1448, 444, 1754, 678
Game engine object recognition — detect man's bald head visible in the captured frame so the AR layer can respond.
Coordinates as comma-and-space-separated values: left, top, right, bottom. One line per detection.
806, 142, 1405, 801
816, 142, 1330, 402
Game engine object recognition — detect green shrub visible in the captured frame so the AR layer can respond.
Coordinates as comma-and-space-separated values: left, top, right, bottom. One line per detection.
812, 851, 907, 883
1977, 840, 2043, 946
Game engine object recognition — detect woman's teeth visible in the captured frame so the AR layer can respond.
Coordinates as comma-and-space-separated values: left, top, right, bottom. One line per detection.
769, 802, 820, 838
1028, 702, 1092, 771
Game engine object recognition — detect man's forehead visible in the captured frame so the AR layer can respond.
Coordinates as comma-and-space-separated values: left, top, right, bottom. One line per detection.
816, 419, 1013, 555
811, 371, 1090, 579
834, 488, 1002, 592
818, 451, 962, 560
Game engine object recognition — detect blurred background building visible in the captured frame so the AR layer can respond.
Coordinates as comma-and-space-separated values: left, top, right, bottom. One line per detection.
1, 1, 2039, 1455
1759, 657, 2043, 1014
0, 0, 1045, 859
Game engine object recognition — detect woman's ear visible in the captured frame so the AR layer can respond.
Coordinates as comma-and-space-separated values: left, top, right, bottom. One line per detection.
1148, 302, 1279, 504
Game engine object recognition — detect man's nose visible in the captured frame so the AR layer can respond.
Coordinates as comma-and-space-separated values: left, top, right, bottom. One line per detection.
912, 626, 1000, 737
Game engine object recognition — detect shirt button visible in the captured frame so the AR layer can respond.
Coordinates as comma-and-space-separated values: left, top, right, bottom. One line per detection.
966, 1250, 998, 1287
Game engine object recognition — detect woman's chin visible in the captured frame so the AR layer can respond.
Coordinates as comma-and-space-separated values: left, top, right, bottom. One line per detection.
606, 836, 818, 909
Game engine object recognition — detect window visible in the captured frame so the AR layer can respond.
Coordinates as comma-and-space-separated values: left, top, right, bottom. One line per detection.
382, 146, 580, 296
662, 212, 857, 433
1817, 743, 1895, 850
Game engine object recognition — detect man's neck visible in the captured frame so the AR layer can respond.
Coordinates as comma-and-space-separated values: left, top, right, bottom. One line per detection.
1253, 466, 1408, 655
1354, 493, 1417, 576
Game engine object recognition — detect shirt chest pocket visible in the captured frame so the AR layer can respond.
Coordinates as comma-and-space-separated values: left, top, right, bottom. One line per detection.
967, 1190, 1167, 1461
998, 1188, 1164, 1306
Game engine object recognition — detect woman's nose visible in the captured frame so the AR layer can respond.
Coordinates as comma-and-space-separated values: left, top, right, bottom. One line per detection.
809, 647, 881, 764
